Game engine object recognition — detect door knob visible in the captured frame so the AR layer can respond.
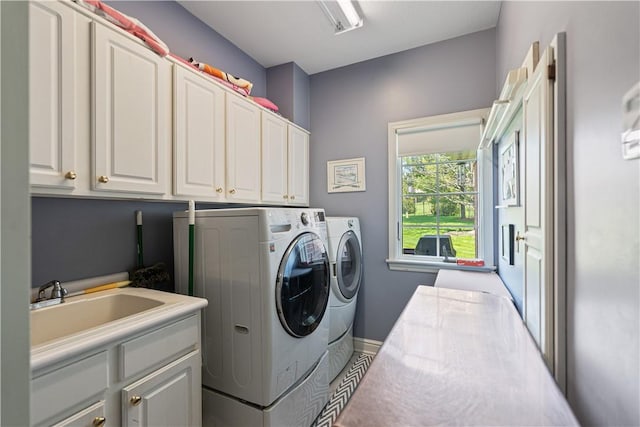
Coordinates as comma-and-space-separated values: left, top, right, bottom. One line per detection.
515, 232, 525, 241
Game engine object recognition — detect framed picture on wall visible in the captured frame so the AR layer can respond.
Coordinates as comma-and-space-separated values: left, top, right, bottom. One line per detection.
327, 157, 366, 193
500, 131, 520, 206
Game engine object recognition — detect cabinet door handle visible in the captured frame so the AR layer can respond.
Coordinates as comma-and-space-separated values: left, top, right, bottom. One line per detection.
98, 175, 109, 184
283, 195, 289, 199
215, 187, 223, 193
64, 171, 77, 180
229, 188, 236, 195
290, 195, 295, 200
130, 395, 142, 406
93, 417, 106, 426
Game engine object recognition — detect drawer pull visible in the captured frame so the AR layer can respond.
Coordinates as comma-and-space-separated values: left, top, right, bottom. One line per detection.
130, 395, 142, 406
93, 417, 106, 426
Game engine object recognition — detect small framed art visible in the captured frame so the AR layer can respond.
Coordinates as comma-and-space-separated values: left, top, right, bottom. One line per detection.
327, 157, 366, 193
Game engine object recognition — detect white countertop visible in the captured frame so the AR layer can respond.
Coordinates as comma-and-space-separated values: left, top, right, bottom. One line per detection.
335, 286, 578, 426
31, 287, 207, 372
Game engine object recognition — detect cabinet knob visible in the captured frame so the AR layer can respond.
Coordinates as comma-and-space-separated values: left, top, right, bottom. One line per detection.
93, 417, 106, 427
283, 195, 289, 199
229, 188, 236, 195
98, 175, 109, 184
290, 195, 295, 200
130, 395, 142, 406
215, 187, 223, 193
64, 171, 77, 180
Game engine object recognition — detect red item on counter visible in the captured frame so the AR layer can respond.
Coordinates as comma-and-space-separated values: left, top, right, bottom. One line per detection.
456, 259, 485, 267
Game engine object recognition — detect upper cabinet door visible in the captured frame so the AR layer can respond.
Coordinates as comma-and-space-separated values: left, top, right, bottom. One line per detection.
226, 95, 261, 202
92, 22, 171, 195
261, 113, 288, 204
173, 66, 226, 199
29, 1, 77, 190
287, 126, 309, 206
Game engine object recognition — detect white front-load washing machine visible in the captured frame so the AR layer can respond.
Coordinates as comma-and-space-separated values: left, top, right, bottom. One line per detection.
326, 217, 363, 381
173, 208, 331, 426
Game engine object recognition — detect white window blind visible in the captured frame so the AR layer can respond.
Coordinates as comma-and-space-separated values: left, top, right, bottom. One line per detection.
396, 118, 483, 156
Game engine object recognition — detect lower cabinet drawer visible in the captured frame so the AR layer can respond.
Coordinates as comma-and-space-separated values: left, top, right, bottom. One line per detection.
32, 351, 108, 426
119, 315, 199, 380
51, 401, 106, 427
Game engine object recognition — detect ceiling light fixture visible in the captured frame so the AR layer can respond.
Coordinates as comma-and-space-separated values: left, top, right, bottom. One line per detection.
317, 0, 363, 35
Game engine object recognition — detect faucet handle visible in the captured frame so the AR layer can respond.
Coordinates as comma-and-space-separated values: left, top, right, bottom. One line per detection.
36, 280, 65, 302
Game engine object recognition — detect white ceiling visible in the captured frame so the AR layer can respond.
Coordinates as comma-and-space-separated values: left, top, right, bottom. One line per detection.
177, 1, 502, 75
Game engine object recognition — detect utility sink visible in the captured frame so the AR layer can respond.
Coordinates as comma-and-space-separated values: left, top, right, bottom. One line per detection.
31, 292, 164, 346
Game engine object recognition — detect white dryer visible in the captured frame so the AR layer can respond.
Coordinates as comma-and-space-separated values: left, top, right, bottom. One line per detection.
173, 208, 331, 426
326, 217, 363, 381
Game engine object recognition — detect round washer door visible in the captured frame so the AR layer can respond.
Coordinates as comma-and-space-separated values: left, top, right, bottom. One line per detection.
276, 232, 330, 337
336, 230, 362, 300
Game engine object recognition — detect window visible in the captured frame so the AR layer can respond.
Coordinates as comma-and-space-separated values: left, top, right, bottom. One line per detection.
387, 108, 494, 272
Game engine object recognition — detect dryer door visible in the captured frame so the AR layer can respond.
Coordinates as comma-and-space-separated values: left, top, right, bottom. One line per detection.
276, 232, 330, 337
336, 231, 362, 300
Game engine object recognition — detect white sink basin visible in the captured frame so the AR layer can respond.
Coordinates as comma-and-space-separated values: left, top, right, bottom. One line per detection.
30, 287, 208, 372
31, 292, 165, 346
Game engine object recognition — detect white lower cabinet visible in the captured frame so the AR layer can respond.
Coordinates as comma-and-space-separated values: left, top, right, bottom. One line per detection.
51, 401, 106, 427
122, 351, 200, 427
31, 315, 201, 427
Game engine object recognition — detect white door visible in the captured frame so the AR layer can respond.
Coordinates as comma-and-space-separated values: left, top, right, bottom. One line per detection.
522, 46, 555, 369
261, 113, 288, 203
29, 1, 77, 189
287, 126, 309, 206
173, 65, 226, 199
122, 351, 201, 427
226, 95, 260, 202
92, 22, 170, 195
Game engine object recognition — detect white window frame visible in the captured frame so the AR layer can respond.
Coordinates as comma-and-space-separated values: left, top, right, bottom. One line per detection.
386, 108, 495, 273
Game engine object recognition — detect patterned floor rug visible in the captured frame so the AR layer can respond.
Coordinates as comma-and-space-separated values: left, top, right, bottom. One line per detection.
312, 353, 375, 427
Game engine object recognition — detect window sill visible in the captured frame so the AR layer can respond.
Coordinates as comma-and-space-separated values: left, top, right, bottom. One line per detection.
386, 258, 496, 274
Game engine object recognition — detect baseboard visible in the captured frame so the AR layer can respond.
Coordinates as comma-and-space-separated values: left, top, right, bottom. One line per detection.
353, 337, 382, 355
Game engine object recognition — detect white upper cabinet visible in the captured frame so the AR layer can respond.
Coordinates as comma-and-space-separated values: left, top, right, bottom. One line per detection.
287, 125, 310, 206
261, 115, 309, 206
173, 65, 226, 200
226, 95, 261, 202
29, 1, 78, 190
91, 22, 171, 195
261, 113, 289, 204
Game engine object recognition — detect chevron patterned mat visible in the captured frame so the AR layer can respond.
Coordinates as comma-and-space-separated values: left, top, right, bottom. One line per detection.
312, 353, 375, 427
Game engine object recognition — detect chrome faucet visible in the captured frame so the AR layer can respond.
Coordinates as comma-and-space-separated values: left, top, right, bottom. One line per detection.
31, 280, 68, 310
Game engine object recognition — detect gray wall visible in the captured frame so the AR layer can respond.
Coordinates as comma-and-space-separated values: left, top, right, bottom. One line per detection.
292, 62, 310, 130
309, 29, 497, 341
497, 2, 639, 425
267, 63, 295, 122
31, 198, 237, 288
107, 0, 267, 97
267, 62, 311, 129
